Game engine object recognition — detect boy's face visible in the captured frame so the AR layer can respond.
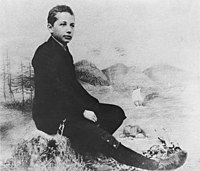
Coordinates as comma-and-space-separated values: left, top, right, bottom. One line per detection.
48, 12, 75, 45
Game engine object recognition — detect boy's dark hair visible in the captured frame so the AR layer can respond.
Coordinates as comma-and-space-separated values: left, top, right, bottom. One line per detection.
47, 5, 74, 26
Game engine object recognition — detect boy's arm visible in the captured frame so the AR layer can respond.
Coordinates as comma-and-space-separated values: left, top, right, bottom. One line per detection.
71, 77, 100, 113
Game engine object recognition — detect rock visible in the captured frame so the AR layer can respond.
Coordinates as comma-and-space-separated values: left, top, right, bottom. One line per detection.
75, 60, 110, 86
121, 125, 147, 138
143, 92, 160, 105
102, 63, 129, 84
102, 63, 155, 91
143, 138, 187, 170
2, 130, 85, 171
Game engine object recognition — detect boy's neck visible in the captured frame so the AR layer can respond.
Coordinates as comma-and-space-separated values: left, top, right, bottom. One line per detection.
51, 36, 68, 50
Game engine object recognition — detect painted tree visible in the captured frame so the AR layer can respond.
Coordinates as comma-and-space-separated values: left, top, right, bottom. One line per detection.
12, 61, 34, 107
6, 50, 15, 102
21, 62, 25, 106
23, 63, 34, 103
2, 56, 7, 101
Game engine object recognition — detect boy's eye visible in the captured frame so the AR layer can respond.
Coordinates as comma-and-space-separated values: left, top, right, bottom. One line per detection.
71, 24, 75, 28
60, 23, 66, 26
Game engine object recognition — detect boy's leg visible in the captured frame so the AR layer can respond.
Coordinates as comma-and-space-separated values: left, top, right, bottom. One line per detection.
96, 103, 126, 134
63, 119, 159, 170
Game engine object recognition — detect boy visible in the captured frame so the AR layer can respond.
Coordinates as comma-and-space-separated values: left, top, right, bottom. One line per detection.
32, 5, 186, 170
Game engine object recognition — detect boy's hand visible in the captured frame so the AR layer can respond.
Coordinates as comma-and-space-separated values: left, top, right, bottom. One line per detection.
83, 110, 98, 122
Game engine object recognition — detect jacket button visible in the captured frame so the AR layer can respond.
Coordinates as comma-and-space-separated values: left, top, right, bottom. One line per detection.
106, 139, 109, 142
113, 144, 116, 147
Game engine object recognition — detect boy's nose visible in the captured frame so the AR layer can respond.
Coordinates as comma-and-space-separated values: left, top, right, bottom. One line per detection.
66, 26, 72, 33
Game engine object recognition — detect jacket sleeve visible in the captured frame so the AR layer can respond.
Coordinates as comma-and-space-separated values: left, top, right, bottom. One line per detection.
32, 46, 100, 113
72, 77, 100, 113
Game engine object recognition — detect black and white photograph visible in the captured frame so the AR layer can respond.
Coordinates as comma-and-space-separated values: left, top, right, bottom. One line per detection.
0, 0, 200, 170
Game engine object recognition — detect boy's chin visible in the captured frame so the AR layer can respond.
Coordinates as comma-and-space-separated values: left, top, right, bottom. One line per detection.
63, 40, 71, 44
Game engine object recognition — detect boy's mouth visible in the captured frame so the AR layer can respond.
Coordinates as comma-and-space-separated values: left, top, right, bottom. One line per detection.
63, 35, 72, 40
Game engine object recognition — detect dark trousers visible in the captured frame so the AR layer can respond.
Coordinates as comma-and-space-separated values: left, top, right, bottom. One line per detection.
63, 103, 126, 155
63, 103, 159, 170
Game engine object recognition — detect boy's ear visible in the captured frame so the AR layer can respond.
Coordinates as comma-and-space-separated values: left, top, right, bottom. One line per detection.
47, 23, 53, 34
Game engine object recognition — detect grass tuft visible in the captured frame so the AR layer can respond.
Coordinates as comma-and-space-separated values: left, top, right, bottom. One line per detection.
1, 135, 89, 171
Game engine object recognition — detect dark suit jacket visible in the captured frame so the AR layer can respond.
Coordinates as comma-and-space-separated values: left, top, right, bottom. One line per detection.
32, 37, 100, 134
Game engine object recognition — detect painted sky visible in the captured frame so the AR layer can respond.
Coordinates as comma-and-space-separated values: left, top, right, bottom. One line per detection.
1, 0, 200, 74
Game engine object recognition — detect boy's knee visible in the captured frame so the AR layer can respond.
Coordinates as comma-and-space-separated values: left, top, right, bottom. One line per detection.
115, 106, 126, 120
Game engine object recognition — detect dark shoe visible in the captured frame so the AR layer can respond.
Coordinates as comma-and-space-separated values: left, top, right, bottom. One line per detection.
157, 150, 187, 170
112, 144, 159, 170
